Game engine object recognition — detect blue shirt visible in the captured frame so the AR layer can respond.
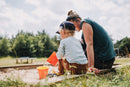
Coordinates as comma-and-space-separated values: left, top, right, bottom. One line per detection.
81, 18, 116, 61
56, 37, 88, 64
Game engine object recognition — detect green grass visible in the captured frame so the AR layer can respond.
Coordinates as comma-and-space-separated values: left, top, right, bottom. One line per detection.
0, 78, 26, 87
0, 65, 130, 87
54, 65, 130, 87
0, 58, 130, 87
0, 56, 47, 66
115, 58, 130, 64
0, 57, 129, 67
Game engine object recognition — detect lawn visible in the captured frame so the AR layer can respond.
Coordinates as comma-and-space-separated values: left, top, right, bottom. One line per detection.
55, 65, 130, 87
115, 58, 130, 64
0, 56, 47, 66
0, 57, 129, 67
0, 57, 130, 87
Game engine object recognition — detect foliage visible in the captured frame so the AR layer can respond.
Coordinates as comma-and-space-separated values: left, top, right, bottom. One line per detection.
0, 37, 10, 56
0, 57, 47, 66
0, 78, 26, 87
0, 30, 58, 57
43, 35, 58, 57
114, 37, 130, 56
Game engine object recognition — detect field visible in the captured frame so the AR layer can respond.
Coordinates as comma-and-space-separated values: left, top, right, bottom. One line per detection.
0, 56, 47, 67
0, 57, 130, 87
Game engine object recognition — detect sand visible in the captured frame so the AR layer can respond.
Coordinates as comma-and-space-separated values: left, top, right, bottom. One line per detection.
0, 66, 59, 85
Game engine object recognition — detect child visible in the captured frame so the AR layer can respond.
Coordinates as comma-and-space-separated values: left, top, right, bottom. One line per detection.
56, 21, 88, 75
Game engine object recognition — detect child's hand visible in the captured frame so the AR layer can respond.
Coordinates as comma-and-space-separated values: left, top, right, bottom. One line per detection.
89, 67, 100, 74
57, 72, 64, 76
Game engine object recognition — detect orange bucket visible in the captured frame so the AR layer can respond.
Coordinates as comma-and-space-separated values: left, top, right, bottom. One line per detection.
37, 66, 49, 79
47, 52, 58, 66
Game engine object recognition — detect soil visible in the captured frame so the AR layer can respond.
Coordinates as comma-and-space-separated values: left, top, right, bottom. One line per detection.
0, 65, 58, 85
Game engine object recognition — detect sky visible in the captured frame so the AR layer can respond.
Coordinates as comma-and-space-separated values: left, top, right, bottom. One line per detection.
0, 0, 130, 43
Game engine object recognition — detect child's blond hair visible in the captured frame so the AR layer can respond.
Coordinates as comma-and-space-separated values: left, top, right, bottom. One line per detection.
64, 29, 75, 36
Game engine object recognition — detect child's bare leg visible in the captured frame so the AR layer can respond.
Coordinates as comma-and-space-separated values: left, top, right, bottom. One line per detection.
63, 59, 70, 70
58, 59, 65, 75
63, 59, 71, 74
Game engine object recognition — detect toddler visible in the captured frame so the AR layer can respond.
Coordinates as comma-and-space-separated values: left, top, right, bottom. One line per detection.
56, 21, 88, 75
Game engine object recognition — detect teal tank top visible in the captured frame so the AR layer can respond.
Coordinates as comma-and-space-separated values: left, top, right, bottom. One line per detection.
81, 18, 116, 61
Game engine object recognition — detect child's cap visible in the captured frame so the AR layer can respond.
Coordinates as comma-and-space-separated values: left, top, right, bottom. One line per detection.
56, 21, 75, 34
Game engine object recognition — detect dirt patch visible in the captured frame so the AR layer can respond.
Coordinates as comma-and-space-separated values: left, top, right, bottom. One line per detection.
0, 66, 58, 85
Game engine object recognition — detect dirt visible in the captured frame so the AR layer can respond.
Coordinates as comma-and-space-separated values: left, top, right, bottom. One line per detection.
0, 66, 58, 85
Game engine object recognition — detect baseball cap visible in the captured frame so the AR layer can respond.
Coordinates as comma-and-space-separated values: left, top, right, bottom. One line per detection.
56, 21, 75, 34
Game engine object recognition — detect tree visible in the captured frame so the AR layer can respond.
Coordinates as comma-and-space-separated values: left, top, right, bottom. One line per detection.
43, 35, 58, 57
51, 35, 57, 43
0, 36, 2, 40
32, 35, 44, 57
13, 33, 34, 57
0, 30, 58, 57
114, 37, 130, 56
0, 37, 10, 56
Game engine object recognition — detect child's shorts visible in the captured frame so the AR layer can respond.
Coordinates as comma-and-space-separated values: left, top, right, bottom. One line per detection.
59, 59, 88, 75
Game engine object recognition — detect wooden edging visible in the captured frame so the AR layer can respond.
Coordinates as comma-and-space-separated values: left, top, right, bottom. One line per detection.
0, 63, 52, 70
0, 63, 121, 70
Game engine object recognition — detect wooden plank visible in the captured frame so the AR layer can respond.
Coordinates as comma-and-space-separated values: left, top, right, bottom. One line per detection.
113, 63, 130, 68
0, 63, 51, 70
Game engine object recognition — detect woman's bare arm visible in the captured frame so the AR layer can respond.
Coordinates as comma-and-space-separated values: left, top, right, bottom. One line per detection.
82, 22, 94, 67
82, 22, 100, 74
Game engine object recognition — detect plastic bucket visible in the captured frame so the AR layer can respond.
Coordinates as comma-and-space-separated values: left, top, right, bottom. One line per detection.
37, 66, 49, 79
47, 51, 58, 66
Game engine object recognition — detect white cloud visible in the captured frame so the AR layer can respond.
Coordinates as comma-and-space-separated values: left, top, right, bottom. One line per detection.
25, 0, 41, 7
81, 0, 130, 41
0, 0, 41, 37
0, 0, 129, 42
0, 0, 6, 5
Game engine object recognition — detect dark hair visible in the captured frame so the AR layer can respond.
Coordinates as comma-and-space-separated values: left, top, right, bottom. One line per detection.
66, 10, 81, 21
66, 16, 81, 21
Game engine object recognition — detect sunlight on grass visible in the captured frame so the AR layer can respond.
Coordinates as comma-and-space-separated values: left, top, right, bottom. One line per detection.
0, 57, 129, 67
0, 56, 16, 66
0, 57, 47, 66
115, 58, 130, 64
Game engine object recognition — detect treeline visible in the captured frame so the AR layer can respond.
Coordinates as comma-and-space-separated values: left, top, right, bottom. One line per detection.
0, 30, 129, 58
114, 37, 130, 56
0, 30, 58, 57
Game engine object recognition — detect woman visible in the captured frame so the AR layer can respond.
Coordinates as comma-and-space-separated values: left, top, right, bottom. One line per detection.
66, 10, 116, 73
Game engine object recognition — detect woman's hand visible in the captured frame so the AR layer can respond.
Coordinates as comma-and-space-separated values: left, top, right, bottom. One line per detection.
88, 67, 100, 74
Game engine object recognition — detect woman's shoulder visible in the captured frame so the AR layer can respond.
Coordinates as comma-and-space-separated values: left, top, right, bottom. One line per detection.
82, 18, 93, 24
80, 18, 93, 28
